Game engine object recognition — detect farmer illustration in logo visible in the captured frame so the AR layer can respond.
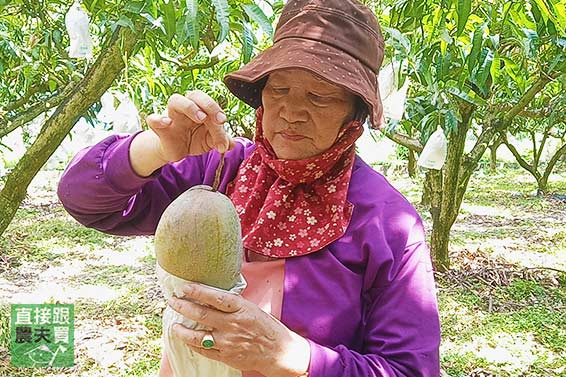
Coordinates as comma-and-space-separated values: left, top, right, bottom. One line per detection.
24, 344, 68, 367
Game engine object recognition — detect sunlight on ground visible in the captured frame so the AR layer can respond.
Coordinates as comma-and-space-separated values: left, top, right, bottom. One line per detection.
460, 203, 514, 218
91, 237, 153, 266
10, 283, 122, 305
441, 332, 562, 375
76, 318, 160, 371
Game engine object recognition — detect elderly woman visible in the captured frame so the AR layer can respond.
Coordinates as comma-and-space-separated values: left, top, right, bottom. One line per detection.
58, 0, 440, 376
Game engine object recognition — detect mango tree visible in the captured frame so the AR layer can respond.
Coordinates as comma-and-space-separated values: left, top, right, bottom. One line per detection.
0, 0, 279, 236
374, 0, 566, 270
501, 88, 566, 195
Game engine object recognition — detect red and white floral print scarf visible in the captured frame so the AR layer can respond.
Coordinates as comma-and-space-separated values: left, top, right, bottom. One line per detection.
226, 107, 363, 258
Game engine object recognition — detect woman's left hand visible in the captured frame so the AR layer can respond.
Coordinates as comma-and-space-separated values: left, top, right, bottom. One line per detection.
167, 282, 310, 377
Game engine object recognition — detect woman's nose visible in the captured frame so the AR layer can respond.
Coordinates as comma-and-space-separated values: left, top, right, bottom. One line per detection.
279, 93, 309, 124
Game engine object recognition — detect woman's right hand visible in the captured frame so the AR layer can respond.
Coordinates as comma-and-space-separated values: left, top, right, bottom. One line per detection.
130, 91, 235, 177
146, 91, 235, 163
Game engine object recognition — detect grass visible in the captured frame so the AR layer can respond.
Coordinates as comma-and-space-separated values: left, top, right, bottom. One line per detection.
1, 166, 565, 376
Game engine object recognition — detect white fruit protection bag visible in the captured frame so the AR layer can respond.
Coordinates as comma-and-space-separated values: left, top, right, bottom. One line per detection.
65, 1, 93, 58
417, 126, 448, 170
156, 264, 247, 377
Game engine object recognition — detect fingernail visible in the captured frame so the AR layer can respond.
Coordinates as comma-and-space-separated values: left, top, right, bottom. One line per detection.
168, 297, 177, 308
196, 111, 207, 121
216, 112, 226, 123
161, 117, 172, 125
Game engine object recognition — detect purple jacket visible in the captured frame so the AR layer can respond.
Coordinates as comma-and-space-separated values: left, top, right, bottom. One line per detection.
58, 134, 441, 376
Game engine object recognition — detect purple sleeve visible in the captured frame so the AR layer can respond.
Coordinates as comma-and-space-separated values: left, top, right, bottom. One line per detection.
308, 209, 440, 376
57, 133, 251, 236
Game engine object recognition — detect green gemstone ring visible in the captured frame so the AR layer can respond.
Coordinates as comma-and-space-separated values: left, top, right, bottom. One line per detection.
201, 333, 215, 349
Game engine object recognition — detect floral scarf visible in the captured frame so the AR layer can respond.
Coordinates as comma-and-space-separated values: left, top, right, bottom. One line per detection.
226, 107, 363, 258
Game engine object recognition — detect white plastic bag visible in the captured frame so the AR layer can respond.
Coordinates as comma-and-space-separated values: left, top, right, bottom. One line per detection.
378, 62, 410, 121
112, 94, 141, 134
97, 92, 116, 124
156, 264, 247, 377
65, 2, 93, 58
417, 126, 448, 170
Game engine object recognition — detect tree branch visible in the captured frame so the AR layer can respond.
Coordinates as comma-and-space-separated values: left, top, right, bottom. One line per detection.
501, 133, 539, 179
519, 108, 552, 118
0, 84, 76, 138
381, 130, 423, 153
464, 72, 564, 171
531, 130, 539, 168
3, 83, 49, 113
535, 123, 553, 167
503, 72, 563, 124
463, 120, 501, 170
542, 142, 566, 185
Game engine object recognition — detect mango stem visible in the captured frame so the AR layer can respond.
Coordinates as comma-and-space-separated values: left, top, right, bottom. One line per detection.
212, 153, 225, 192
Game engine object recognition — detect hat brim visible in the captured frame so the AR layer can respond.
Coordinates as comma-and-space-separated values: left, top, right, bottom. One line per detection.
224, 37, 384, 129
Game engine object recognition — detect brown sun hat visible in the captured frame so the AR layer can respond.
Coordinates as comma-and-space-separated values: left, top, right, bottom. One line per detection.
224, 0, 385, 129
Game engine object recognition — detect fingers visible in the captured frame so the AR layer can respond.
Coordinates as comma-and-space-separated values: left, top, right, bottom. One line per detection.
168, 296, 225, 328
186, 91, 230, 153
146, 114, 172, 130
167, 91, 232, 153
171, 324, 222, 355
182, 283, 242, 313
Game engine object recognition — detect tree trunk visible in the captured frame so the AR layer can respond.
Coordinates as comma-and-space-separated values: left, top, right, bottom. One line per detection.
408, 148, 417, 178
488, 134, 504, 174
539, 142, 566, 196
425, 170, 446, 268
0, 26, 141, 236
489, 143, 498, 174
537, 180, 548, 196
421, 174, 432, 206
430, 104, 473, 272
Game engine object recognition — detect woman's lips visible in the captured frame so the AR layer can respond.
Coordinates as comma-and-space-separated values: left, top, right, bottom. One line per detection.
279, 132, 306, 141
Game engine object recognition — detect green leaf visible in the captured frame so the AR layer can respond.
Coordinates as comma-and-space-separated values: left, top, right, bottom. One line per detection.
501, 57, 524, 91
242, 22, 254, 64
116, 15, 135, 30
532, 0, 551, 23
141, 13, 166, 33
474, 48, 494, 91
384, 27, 411, 55
522, 28, 539, 58
125, 1, 146, 14
553, 2, 566, 33
48, 79, 57, 92
468, 24, 484, 74
490, 51, 500, 83
211, 0, 230, 43
456, 0, 471, 36
444, 108, 458, 130
243, 4, 273, 39
162, 0, 177, 43
185, 0, 200, 49
52, 30, 62, 46
446, 85, 487, 106
176, 15, 188, 44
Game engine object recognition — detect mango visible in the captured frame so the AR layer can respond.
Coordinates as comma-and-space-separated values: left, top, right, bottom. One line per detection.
154, 185, 242, 290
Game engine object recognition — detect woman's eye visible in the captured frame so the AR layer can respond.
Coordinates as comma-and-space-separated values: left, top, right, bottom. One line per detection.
271, 87, 288, 95
309, 93, 332, 105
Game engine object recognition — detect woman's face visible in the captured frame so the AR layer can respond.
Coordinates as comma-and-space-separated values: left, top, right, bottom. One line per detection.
261, 69, 357, 160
